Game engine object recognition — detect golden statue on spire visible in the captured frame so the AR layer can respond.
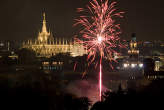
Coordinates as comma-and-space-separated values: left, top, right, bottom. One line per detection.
43, 12, 46, 21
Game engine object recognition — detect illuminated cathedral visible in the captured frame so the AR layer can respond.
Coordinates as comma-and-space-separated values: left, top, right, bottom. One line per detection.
22, 13, 86, 57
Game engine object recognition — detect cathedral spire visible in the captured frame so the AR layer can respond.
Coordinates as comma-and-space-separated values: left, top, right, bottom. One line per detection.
42, 12, 47, 33
63, 38, 65, 45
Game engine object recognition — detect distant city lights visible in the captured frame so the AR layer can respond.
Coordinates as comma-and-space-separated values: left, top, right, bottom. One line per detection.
123, 63, 143, 69
131, 64, 136, 68
123, 63, 128, 68
139, 63, 143, 68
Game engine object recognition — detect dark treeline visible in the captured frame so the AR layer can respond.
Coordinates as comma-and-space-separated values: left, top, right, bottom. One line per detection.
0, 70, 164, 110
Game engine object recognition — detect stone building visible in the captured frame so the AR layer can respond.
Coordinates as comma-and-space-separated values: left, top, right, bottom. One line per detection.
22, 13, 86, 57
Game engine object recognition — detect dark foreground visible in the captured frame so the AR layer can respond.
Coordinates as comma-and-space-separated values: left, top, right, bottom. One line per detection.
0, 69, 164, 110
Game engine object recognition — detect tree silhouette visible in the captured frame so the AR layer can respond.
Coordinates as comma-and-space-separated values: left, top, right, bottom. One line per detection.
63, 94, 91, 110
91, 79, 164, 110
17, 48, 37, 64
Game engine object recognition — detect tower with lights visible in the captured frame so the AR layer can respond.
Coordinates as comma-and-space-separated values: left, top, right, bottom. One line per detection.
122, 33, 143, 71
128, 33, 139, 59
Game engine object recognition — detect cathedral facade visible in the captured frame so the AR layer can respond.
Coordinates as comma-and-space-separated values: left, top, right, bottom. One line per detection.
22, 13, 86, 57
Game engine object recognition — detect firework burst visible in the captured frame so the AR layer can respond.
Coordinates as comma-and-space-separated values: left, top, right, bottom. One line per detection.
74, 0, 124, 101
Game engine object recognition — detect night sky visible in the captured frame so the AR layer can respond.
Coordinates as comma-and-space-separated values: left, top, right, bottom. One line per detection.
0, 0, 164, 41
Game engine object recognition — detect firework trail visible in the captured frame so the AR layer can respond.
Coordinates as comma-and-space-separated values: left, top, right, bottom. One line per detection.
99, 56, 102, 100
74, 0, 124, 101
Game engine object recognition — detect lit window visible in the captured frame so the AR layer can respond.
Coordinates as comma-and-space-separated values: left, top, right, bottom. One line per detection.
52, 62, 57, 65
43, 62, 49, 65
123, 63, 128, 68
131, 64, 136, 68
139, 63, 143, 68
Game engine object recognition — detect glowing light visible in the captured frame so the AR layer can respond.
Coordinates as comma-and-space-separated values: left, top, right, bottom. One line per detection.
74, 0, 124, 101
97, 35, 103, 44
131, 64, 136, 68
0, 43, 4, 46
139, 63, 143, 68
123, 63, 128, 68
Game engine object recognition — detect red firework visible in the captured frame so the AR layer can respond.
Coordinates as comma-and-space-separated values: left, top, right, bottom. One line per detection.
74, 0, 124, 101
